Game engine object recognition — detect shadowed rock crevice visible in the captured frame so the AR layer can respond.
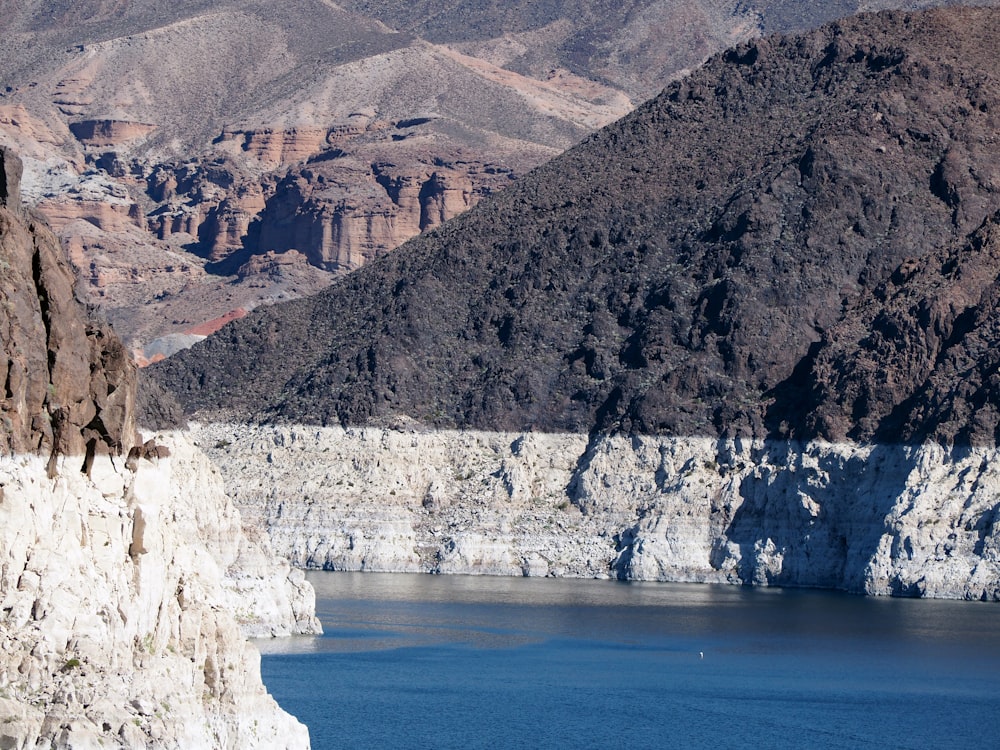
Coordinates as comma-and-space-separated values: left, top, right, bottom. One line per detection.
721, 442, 906, 590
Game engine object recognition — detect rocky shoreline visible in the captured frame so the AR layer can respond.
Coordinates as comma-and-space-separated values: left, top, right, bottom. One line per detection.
195, 422, 1000, 601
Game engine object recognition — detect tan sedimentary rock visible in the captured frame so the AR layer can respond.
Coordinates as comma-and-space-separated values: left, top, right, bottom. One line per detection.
201, 187, 268, 260
38, 196, 146, 233
254, 161, 482, 271
218, 127, 331, 170
68, 119, 157, 147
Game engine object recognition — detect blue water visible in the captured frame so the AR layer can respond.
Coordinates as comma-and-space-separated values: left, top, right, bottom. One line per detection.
259, 573, 1000, 749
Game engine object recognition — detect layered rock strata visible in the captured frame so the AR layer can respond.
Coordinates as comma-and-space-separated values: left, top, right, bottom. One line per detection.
195, 422, 1000, 601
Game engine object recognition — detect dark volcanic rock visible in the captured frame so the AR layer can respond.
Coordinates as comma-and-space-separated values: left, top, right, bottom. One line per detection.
771, 211, 1000, 445
149, 8, 1000, 445
0, 147, 137, 462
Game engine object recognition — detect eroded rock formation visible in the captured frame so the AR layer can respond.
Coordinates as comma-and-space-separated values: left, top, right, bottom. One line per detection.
0, 148, 135, 463
0, 435, 316, 749
0, 147, 319, 748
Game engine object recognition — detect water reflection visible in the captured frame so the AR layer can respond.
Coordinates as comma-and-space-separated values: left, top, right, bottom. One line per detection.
258, 572, 1000, 662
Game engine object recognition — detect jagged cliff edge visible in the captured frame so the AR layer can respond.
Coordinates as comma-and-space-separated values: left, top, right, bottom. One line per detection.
0, 147, 318, 749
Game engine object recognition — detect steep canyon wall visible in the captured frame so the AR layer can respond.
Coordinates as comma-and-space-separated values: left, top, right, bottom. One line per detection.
0, 436, 318, 749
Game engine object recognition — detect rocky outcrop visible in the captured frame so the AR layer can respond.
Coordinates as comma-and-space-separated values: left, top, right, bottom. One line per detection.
217, 127, 340, 171
0, 435, 314, 749
194, 422, 1000, 600
1, 147, 22, 207
250, 159, 498, 272
770, 210, 1000, 447
68, 120, 157, 148
148, 432, 321, 638
0, 146, 319, 748
0, 148, 136, 463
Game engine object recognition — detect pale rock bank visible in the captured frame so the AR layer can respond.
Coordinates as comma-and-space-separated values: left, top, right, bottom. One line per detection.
0, 432, 319, 750
195, 423, 1000, 601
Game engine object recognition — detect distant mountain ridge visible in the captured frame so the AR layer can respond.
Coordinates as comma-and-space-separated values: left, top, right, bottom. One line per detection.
149, 6, 1000, 446
0, 0, 758, 356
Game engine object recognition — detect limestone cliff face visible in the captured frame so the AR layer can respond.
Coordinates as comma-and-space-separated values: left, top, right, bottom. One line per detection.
194, 422, 1000, 601
0, 147, 319, 749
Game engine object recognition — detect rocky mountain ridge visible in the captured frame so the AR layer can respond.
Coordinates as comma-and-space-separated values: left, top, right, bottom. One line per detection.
151, 6, 1000, 448
142, 8, 1000, 602
0, 147, 135, 462
2, 0, 980, 359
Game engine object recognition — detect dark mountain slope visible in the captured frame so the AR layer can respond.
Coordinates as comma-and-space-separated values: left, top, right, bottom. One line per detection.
770, 211, 1000, 446
149, 7, 1000, 444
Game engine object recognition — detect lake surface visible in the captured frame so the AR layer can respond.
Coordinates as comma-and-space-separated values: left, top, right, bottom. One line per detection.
259, 572, 1000, 750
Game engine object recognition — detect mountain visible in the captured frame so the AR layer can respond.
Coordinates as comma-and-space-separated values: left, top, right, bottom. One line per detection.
150, 5, 1000, 447
0, 0, 979, 361
0, 0, 752, 358
142, 7, 1000, 600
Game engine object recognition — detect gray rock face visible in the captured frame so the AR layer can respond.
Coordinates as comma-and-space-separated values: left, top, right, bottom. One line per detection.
0, 147, 21, 208
196, 423, 1000, 600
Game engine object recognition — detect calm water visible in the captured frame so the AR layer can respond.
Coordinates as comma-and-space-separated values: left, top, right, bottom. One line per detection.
259, 572, 1000, 750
